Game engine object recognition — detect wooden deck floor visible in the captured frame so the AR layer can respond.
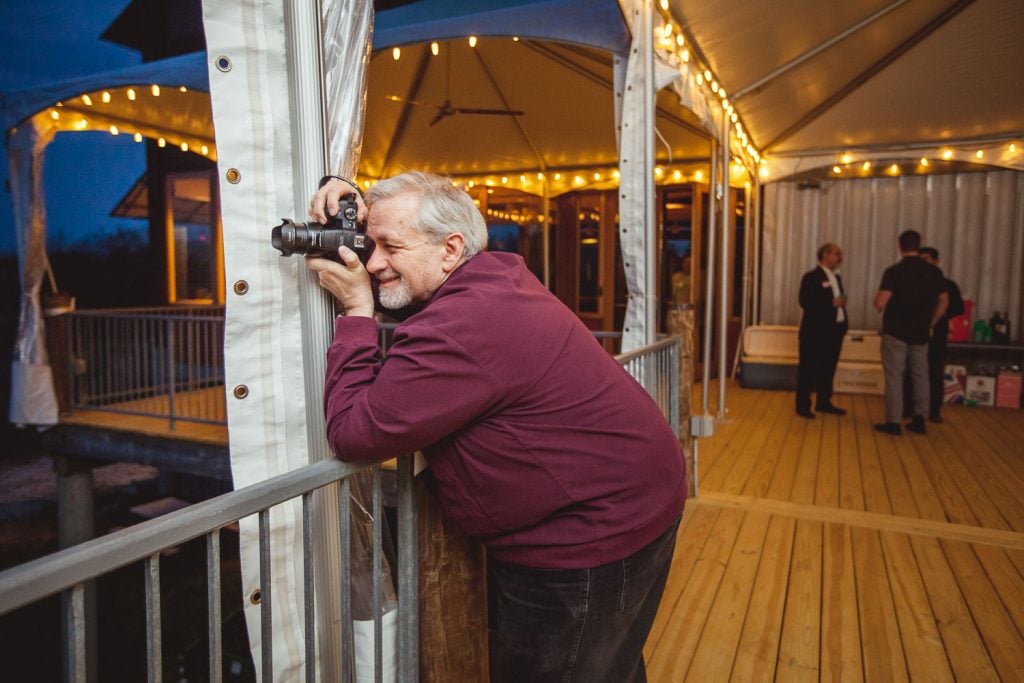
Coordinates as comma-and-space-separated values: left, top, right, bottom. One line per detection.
645, 382, 1024, 682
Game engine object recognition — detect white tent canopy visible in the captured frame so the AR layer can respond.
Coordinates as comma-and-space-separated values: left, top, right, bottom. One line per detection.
667, 0, 1024, 176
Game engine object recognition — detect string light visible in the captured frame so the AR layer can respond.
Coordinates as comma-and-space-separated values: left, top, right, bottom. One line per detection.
468, 36, 477, 47
157, 137, 166, 148
133, 133, 142, 142
101, 91, 111, 103
127, 88, 136, 101
975, 150, 984, 159
431, 42, 439, 56
109, 125, 119, 135
942, 148, 953, 160
82, 94, 93, 106
151, 84, 160, 96
392, 47, 401, 60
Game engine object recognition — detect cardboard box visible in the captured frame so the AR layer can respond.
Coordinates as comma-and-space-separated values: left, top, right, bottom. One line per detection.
965, 375, 996, 407
996, 372, 1022, 409
943, 364, 968, 404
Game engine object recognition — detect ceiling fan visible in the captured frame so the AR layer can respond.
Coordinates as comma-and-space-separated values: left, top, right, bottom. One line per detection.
385, 49, 524, 127
385, 95, 525, 126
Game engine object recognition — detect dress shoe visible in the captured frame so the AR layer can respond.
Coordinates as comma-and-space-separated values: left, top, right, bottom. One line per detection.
874, 422, 902, 435
816, 404, 847, 415
796, 408, 816, 419
906, 416, 927, 434
929, 413, 944, 424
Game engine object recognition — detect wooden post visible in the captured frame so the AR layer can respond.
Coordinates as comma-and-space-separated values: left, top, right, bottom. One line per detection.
668, 305, 696, 497
416, 475, 489, 682
55, 455, 98, 682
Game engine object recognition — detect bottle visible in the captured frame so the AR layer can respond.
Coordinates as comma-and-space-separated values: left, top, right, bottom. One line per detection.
992, 311, 1011, 344
972, 318, 991, 343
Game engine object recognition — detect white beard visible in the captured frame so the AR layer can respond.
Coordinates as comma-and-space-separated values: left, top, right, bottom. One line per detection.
377, 279, 413, 309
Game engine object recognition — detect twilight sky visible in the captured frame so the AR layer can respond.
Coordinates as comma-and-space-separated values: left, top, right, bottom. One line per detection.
0, 0, 147, 256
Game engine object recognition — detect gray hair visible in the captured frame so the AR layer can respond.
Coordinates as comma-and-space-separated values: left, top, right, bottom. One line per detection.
365, 171, 488, 260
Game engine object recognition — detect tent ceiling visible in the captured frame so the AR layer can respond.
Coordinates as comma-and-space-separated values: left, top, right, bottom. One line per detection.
670, 0, 1024, 162
359, 37, 711, 186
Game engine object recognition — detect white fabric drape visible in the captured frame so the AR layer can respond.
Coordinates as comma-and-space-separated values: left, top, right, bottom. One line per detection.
760, 171, 1024, 333
7, 115, 59, 427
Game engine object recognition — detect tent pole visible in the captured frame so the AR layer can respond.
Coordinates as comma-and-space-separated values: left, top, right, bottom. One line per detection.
643, 0, 657, 345
717, 114, 730, 419
283, 0, 341, 679
733, 178, 752, 378
700, 137, 718, 416
752, 175, 762, 324
542, 177, 551, 289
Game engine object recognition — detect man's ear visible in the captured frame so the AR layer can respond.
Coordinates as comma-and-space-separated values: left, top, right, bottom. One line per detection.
441, 233, 467, 272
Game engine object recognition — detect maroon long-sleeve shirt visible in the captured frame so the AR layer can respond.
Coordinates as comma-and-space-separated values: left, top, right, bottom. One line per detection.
324, 251, 687, 569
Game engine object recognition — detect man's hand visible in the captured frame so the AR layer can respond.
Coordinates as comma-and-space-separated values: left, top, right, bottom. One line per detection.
305, 247, 375, 317
308, 178, 368, 225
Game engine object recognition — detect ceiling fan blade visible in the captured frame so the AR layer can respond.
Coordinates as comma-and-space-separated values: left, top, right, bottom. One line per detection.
452, 107, 525, 116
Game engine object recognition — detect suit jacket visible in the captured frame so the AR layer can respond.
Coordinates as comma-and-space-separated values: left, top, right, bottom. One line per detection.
799, 266, 848, 335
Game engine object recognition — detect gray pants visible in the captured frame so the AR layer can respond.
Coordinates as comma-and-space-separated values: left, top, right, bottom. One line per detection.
881, 333, 929, 423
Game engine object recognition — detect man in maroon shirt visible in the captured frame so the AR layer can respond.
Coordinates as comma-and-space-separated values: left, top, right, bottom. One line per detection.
307, 171, 687, 682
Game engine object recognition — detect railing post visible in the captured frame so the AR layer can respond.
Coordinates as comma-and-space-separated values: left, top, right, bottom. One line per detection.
165, 318, 177, 430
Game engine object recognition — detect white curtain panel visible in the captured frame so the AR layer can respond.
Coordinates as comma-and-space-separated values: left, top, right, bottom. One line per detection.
760, 171, 1024, 334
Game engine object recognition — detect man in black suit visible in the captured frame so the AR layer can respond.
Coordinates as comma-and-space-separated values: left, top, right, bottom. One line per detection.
796, 243, 849, 418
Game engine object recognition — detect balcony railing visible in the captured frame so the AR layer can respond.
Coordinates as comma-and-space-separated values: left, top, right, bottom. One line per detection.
65, 306, 227, 429
2, 336, 682, 681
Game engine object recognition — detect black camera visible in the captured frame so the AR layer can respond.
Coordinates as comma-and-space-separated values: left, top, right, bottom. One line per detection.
271, 194, 370, 258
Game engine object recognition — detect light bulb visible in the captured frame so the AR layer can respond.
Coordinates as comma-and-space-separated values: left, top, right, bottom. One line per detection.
468, 36, 477, 47
393, 47, 401, 60
151, 84, 160, 96
431, 42, 439, 56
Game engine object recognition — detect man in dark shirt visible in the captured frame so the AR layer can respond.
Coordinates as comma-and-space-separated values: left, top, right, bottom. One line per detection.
874, 230, 949, 435
307, 171, 687, 682
902, 247, 964, 422
795, 243, 848, 418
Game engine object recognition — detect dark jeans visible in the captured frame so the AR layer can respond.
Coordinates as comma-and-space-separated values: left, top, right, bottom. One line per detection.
488, 516, 681, 683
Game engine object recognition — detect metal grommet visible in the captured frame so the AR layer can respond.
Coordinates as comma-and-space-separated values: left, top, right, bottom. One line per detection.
233, 385, 249, 399
215, 56, 232, 72
226, 168, 241, 184
249, 589, 261, 605
233, 280, 249, 295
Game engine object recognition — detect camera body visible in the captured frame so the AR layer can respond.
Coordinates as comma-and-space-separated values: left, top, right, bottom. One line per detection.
271, 194, 369, 258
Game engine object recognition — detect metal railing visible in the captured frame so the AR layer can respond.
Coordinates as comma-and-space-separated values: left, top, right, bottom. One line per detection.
616, 335, 682, 437
0, 456, 419, 683
8, 333, 681, 681
66, 306, 227, 429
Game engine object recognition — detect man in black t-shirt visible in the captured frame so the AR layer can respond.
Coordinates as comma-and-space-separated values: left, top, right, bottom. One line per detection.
902, 247, 965, 423
874, 230, 949, 435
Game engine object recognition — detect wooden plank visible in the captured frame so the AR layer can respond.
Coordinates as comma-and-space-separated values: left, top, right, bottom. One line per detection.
851, 395, 892, 514
694, 493, 1024, 550
820, 522, 862, 681
736, 397, 799, 499
941, 539, 1024, 681
872, 417, 921, 518
730, 515, 795, 682
706, 392, 784, 494
814, 410, 840, 507
910, 435, 982, 527
910, 537, 1000, 681
919, 423, 1013, 530
836, 400, 864, 511
644, 507, 745, 682
971, 544, 1024, 635
685, 512, 771, 681
879, 532, 954, 682
942, 423, 1024, 531
851, 527, 908, 681
890, 434, 948, 521
775, 519, 821, 682
954, 406, 1024, 484
646, 503, 722, 653
789, 414, 823, 506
